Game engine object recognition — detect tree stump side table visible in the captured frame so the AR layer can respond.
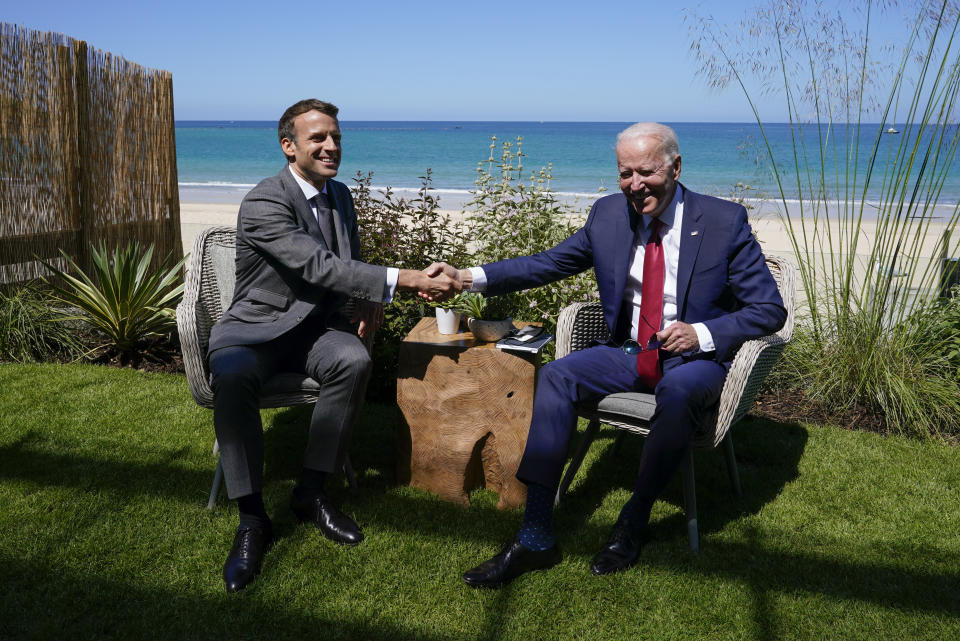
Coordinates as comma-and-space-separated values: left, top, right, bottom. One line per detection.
396, 317, 542, 510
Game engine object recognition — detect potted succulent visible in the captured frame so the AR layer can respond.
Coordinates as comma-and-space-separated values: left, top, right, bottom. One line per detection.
432, 293, 464, 335
456, 293, 514, 342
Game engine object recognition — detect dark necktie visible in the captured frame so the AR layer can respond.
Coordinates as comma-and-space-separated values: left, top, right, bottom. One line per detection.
636, 218, 664, 388
314, 192, 339, 257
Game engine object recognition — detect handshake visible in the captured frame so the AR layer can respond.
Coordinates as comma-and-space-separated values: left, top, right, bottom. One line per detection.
397, 262, 469, 302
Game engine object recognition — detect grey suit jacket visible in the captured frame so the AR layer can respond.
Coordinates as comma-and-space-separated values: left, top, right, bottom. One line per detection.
208, 167, 387, 352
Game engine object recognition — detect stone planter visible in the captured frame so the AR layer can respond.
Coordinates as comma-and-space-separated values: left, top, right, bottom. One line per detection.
467, 317, 513, 342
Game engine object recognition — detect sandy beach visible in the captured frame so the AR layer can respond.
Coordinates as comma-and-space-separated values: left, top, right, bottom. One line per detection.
180, 196, 959, 289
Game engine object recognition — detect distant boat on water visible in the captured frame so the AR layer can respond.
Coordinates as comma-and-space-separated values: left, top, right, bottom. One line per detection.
885, 126, 900, 134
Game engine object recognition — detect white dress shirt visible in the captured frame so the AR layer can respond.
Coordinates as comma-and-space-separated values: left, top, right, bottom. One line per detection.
468, 185, 714, 353
289, 166, 398, 302
624, 187, 714, 352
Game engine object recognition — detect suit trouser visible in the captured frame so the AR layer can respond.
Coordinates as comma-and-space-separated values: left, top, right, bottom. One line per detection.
208, 322, 372, 499
515, 344, 727, 517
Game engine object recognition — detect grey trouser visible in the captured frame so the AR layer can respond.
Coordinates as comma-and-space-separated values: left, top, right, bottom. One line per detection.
208, 322, 371, 499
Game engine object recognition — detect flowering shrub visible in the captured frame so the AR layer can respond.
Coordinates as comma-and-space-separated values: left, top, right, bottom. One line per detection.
465, 137, 599, 337
353, 140, 601, 397
353, 170, 469, 399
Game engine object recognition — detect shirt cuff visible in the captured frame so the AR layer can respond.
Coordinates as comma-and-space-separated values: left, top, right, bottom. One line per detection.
383, 267, 399, 303
692, 322, 715, 353
468, 266, 487, 292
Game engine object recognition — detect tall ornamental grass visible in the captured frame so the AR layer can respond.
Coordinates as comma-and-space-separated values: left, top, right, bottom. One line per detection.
690, 0, 960, 438
0, 283, 86, 362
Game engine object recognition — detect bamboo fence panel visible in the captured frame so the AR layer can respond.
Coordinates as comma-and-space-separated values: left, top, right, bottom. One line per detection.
0, 23, 180, 283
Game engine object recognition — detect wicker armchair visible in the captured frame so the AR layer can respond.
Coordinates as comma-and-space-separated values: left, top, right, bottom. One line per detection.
554, 254, 796, 551
177, 226, 359, 509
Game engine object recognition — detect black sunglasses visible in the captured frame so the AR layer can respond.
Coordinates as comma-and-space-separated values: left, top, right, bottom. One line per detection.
621, 338, 660, 355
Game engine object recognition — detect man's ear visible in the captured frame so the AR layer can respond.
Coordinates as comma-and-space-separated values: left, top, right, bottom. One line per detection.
280, 136, 296, 161
672, 155, 682, 180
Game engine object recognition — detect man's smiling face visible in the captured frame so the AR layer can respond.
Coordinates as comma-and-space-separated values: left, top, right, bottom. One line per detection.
281, 110, 342, 189
616, 134, 681, 218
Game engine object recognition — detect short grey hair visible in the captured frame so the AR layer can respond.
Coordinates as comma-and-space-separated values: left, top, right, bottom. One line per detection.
616, 122, 680, 162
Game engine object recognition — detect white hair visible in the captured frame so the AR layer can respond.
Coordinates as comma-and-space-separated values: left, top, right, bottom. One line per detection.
616, 122, 680, 162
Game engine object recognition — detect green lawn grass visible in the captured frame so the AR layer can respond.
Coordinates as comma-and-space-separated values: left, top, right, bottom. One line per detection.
1, 363, 958, 640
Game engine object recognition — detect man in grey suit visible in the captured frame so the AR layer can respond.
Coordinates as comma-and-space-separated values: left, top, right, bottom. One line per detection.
207, 98, 459, 593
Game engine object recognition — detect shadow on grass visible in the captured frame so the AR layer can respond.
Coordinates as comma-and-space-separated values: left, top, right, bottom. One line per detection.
0, 555, 464, 641
262, 406, 960, 621
5, 400, 957, 633
0, 430, 211, 501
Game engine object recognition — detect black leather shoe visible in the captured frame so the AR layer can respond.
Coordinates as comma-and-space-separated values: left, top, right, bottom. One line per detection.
462, 539, 561, 588
291, 492, 364, 546
591, 523, 645, 576
223, 525, 273, 593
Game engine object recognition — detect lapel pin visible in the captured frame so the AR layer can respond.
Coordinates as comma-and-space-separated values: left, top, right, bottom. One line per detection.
691, 231, 699, 236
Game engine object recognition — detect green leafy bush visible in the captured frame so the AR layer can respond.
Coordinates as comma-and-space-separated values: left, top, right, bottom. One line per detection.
352, 171, 469, 400
464, 137, 598, 333
42, 242, 186, 363
353, 141, 602, 397
0, 282, 86, 362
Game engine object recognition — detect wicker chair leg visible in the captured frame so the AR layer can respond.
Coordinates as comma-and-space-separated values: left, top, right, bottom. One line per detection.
207, 458, 224, 510
611, 431, 627, 455
554, 418, 601, 505
680, 449, 699, 552
343, 455, 358, 490
722, 433, 743, 497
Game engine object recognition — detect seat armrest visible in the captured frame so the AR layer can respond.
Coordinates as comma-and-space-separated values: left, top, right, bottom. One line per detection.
556, 302, 609, 359
177, 298, 215, 408
706, 334, 786, 447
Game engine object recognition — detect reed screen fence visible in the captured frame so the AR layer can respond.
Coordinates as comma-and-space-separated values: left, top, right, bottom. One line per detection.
0, 23, 180, 283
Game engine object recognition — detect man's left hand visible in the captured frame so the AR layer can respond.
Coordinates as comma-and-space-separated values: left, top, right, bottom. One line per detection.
353, 300, 384, 339
656, 322, 699, 354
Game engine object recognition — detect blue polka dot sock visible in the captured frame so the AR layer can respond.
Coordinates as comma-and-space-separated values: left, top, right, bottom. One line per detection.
517, 482, 556, 551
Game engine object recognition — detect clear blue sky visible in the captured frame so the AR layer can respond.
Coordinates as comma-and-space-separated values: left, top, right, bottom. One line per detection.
5, 0, 915, 122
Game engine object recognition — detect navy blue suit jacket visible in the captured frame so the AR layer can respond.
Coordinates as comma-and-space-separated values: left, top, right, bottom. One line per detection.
482, 185, 787, 366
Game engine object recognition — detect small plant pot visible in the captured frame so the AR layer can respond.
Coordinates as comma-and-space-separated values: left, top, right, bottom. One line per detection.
467, 317, 513, 342
435, 308, 461, 334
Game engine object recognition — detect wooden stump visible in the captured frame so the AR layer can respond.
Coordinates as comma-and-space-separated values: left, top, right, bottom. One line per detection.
396, 317, 540, 510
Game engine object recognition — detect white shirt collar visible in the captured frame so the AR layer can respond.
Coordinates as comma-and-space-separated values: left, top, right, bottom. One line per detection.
288, 165, 327, 201
641, 184, 682, 233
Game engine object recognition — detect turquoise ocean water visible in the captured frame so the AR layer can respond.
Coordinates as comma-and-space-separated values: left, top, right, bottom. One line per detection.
175, 121, 960, 206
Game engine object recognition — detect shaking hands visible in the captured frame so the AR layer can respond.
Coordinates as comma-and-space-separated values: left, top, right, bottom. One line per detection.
355, 263, 467, 339
396, 263, 468, 302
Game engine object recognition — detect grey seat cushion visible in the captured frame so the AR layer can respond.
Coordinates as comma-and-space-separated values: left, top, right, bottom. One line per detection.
592, 392, 657, 422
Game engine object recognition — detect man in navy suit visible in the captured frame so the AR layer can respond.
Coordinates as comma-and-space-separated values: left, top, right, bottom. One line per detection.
430, 123, 786, 587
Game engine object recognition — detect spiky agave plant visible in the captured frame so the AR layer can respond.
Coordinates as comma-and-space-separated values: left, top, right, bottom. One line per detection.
42, 242, 186, 362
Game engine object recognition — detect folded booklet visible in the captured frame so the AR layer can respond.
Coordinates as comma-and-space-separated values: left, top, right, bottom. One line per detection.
496, 328, 554, 353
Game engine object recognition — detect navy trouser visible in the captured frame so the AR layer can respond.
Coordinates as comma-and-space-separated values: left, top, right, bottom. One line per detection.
515, 344, 727, 517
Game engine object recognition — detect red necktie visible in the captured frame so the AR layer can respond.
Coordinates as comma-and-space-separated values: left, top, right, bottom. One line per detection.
636, 218, 664, 388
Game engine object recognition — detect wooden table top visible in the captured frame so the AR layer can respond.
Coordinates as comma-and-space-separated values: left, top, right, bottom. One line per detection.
403, 317, 539, 350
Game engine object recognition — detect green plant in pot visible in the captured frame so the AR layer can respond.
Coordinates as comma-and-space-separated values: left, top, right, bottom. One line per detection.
456, 293, 513, 342
432, 292, 465, 334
